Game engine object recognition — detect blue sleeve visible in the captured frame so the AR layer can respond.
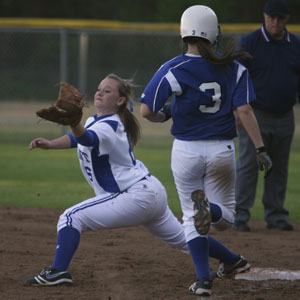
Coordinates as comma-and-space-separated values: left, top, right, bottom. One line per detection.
139, 66, 172, 112
67, 133, 78, 148
233, 65, 256, 108
75, 129, 99, 147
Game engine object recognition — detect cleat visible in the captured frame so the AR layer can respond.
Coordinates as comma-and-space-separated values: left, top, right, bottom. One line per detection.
191, 190, 211, 235
189, 278, 212, 296
25, 266, 73, 286
211, 255, 251, 280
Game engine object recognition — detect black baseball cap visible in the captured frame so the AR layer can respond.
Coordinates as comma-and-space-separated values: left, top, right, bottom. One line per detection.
264, 0, 290, 16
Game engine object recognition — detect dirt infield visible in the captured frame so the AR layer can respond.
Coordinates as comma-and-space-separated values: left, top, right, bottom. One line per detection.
1, 206, 300, 300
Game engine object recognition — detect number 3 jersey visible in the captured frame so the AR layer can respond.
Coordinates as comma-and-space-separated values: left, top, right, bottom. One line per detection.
140, 53, 256, 141
69, 114, 149, 195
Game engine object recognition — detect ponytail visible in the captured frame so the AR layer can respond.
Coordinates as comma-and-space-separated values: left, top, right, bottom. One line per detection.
183, 37, 251, 69
118, 105, 141, 148
106, 74, 141, 148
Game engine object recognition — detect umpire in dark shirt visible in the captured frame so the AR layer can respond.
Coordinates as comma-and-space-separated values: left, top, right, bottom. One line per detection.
234, 0, 300, 231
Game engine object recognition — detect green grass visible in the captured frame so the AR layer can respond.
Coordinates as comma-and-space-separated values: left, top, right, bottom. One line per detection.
1, 101, 300, 221
1, 133, 300, 221
0, 142, 94, 209
0, 133, 182, 214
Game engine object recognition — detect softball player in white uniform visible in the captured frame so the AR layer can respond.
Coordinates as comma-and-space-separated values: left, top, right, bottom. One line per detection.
26, 74, 189, 287
140, 5, 271, 296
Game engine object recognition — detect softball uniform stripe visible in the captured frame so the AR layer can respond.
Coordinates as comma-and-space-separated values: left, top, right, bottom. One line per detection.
236, 63, 250, 104
165, 70, 182, 95
65, 193, 120, 227
152, 76, 168, 112
236, 63, 245, 84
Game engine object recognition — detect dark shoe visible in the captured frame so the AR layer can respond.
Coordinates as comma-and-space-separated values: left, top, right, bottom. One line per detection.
266, 220, 293, 231
211, 255, 251, 280
191, 190, 211, 235
232, 221, 250, 232
189, 278, 212, 296
25, 267, 73, 286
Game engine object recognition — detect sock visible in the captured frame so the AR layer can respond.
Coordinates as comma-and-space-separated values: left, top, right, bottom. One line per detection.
52, 226, 80, 271
208, 235, 238, 264
209, 202, 222, 222
188, 237, 210, 280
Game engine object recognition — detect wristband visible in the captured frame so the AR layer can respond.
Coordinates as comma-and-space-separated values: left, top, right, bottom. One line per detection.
256, 146, 266, 154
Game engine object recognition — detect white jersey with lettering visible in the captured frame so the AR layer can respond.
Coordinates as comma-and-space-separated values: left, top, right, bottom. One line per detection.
57, 113, 189, 254
77, 113, 149, 195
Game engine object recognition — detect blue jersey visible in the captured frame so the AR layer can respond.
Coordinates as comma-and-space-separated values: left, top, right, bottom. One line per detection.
69, 114, 149, 195
140, 53, 256, 140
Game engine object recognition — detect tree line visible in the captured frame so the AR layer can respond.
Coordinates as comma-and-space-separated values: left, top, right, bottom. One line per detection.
1, 0, 300, 24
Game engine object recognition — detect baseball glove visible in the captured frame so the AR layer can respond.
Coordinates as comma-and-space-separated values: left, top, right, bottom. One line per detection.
36, 82, 86, 126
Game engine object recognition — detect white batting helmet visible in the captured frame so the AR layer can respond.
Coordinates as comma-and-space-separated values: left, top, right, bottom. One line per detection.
180, 5, 220, 44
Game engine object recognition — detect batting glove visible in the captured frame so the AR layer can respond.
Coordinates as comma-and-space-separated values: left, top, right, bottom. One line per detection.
256, 146, 272, 177
160, 104, 171, 122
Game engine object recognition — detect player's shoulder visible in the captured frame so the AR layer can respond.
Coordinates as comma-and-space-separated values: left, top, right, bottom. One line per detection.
233, 60, 249, 78
97, 114, 120, 132
84, 115, 97, 127
100, 115, 120, 132
86, 114, 120, 132
160, 54, 191, 69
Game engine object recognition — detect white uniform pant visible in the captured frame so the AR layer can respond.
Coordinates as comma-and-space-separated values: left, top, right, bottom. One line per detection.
171, 139, 236, 242
57, 175, 189, 253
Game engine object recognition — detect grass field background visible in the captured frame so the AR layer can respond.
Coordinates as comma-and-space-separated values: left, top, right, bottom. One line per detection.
1, 101, 300, 221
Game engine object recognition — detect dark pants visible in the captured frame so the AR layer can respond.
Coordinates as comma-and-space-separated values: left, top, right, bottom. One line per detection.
235, 108, 294, 225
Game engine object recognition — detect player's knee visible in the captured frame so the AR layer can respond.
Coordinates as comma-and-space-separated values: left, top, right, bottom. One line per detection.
56, 212, 84, 233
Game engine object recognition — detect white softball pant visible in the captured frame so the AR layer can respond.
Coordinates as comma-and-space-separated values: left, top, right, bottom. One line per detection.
171, 139, 236, 242
57, 175, 189, 253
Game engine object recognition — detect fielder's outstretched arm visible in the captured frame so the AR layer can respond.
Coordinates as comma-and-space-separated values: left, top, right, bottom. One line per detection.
28, 135, 71, 150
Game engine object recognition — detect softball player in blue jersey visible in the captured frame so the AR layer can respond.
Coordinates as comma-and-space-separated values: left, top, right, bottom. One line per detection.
25, 74, 189, 287
140, 5, 272, 296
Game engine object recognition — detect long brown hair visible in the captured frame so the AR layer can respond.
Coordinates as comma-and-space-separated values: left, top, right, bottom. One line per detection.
183, 37, 251, 68
106, 73, 141, 148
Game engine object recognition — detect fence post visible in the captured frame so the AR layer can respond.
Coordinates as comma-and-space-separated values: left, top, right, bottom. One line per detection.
60, 28, 68, 135
78, 32, 88, 97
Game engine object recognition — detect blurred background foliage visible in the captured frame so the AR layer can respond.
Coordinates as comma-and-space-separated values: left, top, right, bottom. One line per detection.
1, 0, 300, 24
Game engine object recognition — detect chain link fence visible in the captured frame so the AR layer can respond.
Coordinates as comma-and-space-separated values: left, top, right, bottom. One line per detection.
0, 27, 178, 102
0, 25, 246, 103
1, 22, 299, 103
